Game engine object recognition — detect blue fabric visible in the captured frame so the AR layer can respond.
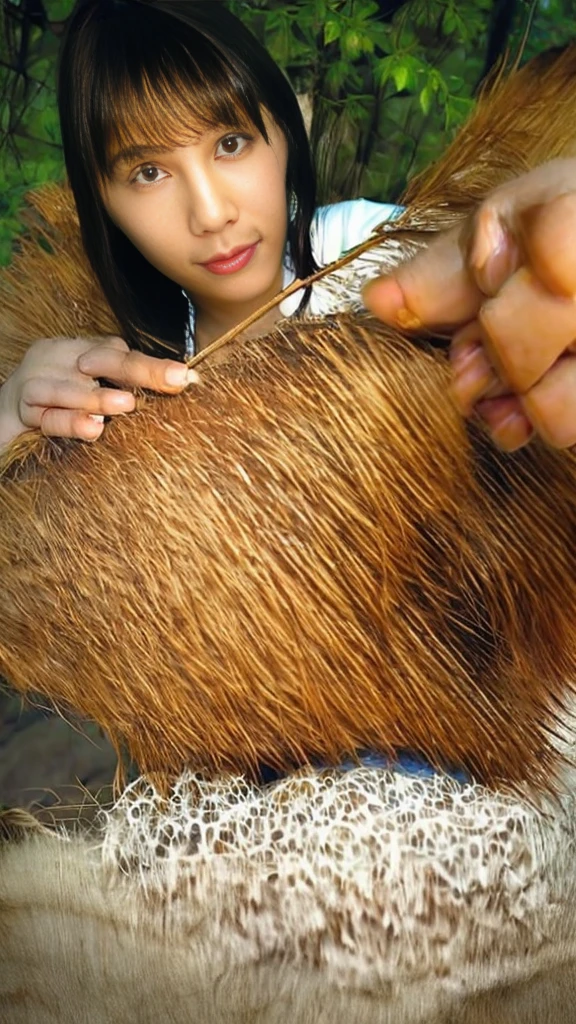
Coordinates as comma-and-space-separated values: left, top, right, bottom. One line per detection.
258, 751, 471, 786
333, 749, 471, 785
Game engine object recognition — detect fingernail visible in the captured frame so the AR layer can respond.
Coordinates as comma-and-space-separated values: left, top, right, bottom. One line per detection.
469, 208, 505, 269
475, 399, 533, 451
164, 365, 187, 386
363, 277, 402, 316
451, 350, 494, 415
165, 365, 200, 387
450, 340, 482, 372
363, 277, 424, 331
482, 241, 519, 297
490, 412, 533, 451
395, 307, 423, 331
88, 414, 104, 423
108, 392, 135, 412
471, 211, 518, 297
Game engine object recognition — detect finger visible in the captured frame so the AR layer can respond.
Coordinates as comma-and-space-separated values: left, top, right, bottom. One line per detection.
364, 160, 576, 332
470, 161, 576, 295
363, 227, 484, 330
517, 193, 576, 298
479, 266, 576, 394
449, 321, 502, 415
521, 353, 576, 448
20, 379, 135, 416
467, 206, 521, 297
478, 158, 576, 232
96, 335, 130, 351
77, 347, 200, 392
474, 395, 533, 451
38, 408, 105, 441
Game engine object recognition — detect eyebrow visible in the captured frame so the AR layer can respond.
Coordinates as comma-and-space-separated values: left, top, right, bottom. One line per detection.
108, 122, 255, 174
109, 144, 177, 174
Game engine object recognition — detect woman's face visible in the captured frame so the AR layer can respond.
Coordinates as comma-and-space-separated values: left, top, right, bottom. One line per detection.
103, 110, 289, 339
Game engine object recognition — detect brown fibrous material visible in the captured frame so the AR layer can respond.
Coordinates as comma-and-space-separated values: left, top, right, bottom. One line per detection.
0, 317, 575, 788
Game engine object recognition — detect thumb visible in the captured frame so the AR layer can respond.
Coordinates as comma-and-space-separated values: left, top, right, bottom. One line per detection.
363, 225, 484, 331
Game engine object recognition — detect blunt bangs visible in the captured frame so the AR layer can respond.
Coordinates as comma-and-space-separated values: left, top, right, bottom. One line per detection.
75, 6, 268, 181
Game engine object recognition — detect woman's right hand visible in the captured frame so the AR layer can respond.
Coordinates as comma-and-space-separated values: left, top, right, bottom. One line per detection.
0, 335, 198, 449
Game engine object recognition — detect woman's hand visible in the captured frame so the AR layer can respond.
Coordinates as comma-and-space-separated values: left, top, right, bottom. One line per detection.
363, 158, 576, 451
0, 335, 198, 449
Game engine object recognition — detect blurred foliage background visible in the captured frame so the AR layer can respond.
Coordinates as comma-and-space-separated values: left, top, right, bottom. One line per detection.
1, 0, 575, 265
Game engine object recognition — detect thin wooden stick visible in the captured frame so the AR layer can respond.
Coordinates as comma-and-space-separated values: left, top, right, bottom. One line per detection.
185, 217, 417, 368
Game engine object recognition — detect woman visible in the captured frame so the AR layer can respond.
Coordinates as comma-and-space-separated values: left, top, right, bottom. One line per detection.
1, 0, 573, 455
0, 0, 399, 449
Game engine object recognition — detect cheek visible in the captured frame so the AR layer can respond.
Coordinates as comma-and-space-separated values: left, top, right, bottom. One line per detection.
256, 160, 288, 239
239, 147, 288, 222
109, 207, 182, 272
124, 228, 169, 269
106, 193, 172, 251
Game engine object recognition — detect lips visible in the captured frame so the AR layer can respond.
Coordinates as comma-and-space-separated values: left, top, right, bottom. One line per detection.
202, 242, 259, 275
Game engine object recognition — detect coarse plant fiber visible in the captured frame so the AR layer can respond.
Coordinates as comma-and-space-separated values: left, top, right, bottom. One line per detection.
0, 316, 576, 788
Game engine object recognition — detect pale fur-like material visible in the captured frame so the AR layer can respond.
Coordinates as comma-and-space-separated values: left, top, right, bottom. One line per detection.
1, 767, 576, 1023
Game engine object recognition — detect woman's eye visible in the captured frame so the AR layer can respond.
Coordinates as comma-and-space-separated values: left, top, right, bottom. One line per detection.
216, 134, 250, 158
132, 165, 168, 185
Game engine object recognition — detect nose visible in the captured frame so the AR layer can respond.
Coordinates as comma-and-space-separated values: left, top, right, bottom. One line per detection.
182, 160, 238, 236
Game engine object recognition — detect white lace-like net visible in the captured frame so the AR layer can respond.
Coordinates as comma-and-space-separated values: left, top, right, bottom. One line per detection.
100, 767, 576, 989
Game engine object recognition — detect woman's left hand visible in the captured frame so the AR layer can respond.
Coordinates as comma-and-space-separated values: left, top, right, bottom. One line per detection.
363, 158, 576, 451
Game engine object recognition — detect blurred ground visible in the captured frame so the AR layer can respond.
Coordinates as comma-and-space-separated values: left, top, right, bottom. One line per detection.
0, 685, 117, 827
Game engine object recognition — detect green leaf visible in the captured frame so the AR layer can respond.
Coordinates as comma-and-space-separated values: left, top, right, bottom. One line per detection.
391, 63, 409, 92
354, 0, 379, 21
324, 18, 341, 45
375, 56, 394, 88
44, 0, 76, 19
444, 93, 474, 129
343, 95, 370, 122
368, 21, 393, 54
419, 83, 434, 116
324, 59, 349, 93
429, 69, 449, 102
266, 20, 292, 66
443, 9, 457, 35
341, 29, 365, 60
309, 0, 329, 29
377, 54, 428, 94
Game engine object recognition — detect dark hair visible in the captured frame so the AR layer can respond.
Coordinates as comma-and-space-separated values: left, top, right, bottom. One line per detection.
57, 0, 317, 355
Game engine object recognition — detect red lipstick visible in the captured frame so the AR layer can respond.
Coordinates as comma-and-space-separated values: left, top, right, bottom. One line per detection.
202, 242, 259, 275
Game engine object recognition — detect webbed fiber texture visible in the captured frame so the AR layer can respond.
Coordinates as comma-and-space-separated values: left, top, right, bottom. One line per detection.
1, 767, 576, 1023
0, 317, 576, 788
